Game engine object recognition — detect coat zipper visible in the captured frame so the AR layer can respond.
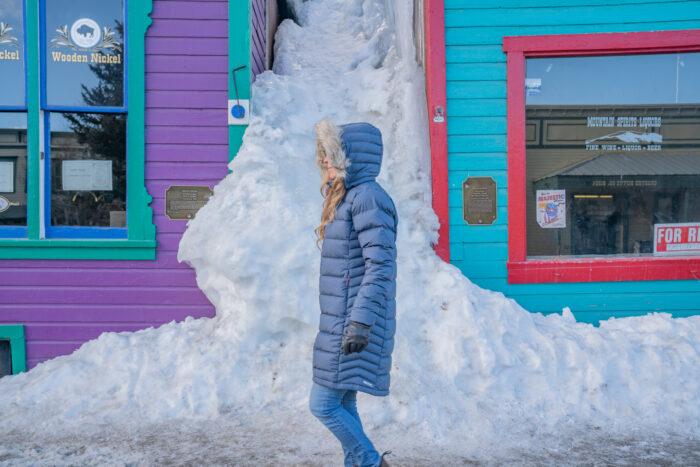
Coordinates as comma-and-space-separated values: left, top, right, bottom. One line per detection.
344, 270, 350, 287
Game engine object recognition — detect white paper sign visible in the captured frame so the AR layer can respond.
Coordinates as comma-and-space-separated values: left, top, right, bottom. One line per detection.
62, 160, 113, 191
0, 160, 14, 192
536, 190, 566, 228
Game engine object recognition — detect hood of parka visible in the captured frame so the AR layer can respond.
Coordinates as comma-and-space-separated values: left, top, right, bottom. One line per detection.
315, 119, 383, 190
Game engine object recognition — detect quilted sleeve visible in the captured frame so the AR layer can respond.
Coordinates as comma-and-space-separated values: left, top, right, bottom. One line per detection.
348, 187, 397, 327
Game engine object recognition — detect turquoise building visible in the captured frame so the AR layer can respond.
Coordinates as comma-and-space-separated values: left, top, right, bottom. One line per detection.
423, 0, 700, 323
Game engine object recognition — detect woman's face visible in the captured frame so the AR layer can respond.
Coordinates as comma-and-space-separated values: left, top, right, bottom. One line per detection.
322, 151, 337, 179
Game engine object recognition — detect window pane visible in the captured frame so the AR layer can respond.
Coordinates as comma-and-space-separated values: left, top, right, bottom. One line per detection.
0, 0, 25, 106
526, 52, 700, 105
50, 112, 126, 227
44, 0, 124, 108
525, 53, 700, 258
0, 112, 27, 226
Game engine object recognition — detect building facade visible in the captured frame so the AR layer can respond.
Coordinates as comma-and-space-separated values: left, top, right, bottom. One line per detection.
0, 0, 279, 374
2, 0, 700, 375
425, 0, 700, 323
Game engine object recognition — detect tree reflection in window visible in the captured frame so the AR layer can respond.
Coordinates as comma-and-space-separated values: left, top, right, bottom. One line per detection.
50, 23, 126, 228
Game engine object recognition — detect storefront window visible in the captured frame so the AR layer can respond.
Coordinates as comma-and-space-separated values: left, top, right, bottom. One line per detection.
41, 0, 127, 238
0, 0, 154, 258
525, 52, 700, 258
44, 0, 124, 108
49, 112, 126, 228
0, 113, 27, 229
0, 0, 25, 107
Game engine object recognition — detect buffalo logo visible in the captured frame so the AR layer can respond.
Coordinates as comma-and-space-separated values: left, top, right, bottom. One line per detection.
51, 18, 121, 53
70, 18, 101, 48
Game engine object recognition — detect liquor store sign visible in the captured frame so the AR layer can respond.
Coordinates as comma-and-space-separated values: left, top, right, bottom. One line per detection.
654, 223, 700, 256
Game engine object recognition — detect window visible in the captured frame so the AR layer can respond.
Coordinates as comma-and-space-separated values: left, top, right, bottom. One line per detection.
0, 0, 27, 238
0, 324, 26, 376
0, 0, 155, 259
503, 30, 700, 283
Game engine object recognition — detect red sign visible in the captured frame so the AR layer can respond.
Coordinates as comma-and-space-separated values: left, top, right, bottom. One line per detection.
654, 223, 700, 255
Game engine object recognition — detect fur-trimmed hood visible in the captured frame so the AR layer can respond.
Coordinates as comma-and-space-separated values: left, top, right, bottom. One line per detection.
315, 118, 383, 190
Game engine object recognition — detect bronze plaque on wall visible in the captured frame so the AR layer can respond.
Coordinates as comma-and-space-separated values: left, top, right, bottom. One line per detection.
462, 177, 497, 225
165, 185, 213, 220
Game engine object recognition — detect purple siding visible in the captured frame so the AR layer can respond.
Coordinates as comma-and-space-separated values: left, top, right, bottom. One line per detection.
0, 0, 229, 370
251, 0, 266, 80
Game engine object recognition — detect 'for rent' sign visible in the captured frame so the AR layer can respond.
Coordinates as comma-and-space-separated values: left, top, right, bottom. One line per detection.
654, 223, 700, 255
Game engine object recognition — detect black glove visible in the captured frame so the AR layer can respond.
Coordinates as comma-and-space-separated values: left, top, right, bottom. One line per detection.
342, 321, 371, 355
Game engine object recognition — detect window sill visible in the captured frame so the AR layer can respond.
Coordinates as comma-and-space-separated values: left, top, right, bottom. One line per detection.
0, 238, 156, 260
507, 256, 700, 284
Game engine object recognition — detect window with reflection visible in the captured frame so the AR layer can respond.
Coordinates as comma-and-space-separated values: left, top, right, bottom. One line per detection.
49, 112, 125, 227
525, 52, 700, 258
42, 0, 127, 235
44, 0, 124, 108
0, 0, 25, 107
0, 113, 27, 227
0, 0, 26, 235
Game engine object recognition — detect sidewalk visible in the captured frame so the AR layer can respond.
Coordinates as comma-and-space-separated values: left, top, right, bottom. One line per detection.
1, 415, 698, 466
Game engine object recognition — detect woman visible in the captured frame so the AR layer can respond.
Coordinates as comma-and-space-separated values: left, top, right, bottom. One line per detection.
309, 118, 398, 467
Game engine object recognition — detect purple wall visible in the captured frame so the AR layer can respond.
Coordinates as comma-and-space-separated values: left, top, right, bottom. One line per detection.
0, 0, 229, 370
251, 0, 267, 81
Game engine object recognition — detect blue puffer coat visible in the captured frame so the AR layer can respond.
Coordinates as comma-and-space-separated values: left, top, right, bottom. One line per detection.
312, 121, 398, 397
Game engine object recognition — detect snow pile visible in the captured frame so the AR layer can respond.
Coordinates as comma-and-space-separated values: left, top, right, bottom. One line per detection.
1, 0, 699, 455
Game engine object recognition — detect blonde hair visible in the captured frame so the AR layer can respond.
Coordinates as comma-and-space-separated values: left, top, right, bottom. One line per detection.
314, 118, 348, 250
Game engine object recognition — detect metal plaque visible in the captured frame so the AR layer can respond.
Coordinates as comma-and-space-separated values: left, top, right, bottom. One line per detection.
165, 185, 213, 220
462, 177, 497, 225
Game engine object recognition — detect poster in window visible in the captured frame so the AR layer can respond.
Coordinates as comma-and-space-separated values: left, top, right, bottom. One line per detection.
62, 160, 113, 191
536, 190, 566, 228
654, 223, 700, 256
0, 160, 14, 192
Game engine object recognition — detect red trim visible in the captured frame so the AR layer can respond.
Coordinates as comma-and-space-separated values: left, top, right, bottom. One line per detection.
503, 28, 700, 284
424, 0, 450, 262
508, 258, 700, 283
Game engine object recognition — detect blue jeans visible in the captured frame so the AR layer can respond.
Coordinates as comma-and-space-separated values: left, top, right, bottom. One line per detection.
309, 381, 381, 467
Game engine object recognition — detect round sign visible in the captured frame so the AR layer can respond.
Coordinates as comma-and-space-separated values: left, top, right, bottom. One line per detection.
0, 196, 10, 213
70, 18, 101, 49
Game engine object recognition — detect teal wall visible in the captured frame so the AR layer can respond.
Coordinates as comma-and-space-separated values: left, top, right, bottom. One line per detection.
444, 0, 700, 324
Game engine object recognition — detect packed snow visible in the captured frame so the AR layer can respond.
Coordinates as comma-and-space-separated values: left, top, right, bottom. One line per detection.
1, 0, 699, 463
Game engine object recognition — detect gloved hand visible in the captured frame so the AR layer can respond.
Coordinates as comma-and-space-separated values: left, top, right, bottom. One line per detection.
342, 321, 371, 355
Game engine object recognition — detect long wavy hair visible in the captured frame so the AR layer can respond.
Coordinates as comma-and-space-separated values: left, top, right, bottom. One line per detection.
314, 118, 349, 250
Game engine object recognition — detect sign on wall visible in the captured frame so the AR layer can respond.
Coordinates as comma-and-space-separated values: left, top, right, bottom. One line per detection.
166, 185, 213, 220
462, 177, 496, 225
654, 223, 700, 255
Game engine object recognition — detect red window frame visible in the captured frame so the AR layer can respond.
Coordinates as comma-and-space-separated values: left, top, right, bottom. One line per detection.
502, 29, 700, 284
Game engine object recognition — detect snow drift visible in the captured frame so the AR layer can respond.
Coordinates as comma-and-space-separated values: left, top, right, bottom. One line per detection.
1, 0, 698, 456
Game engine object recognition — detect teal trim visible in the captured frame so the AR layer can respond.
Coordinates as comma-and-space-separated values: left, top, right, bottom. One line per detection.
26, 0, 39, 241
125, 0, 157, 247
445, 1, 700, 324
0, 325, 26, 374
228, 0, 251, 166
0, 239, 156, 260
3, 0, 156, 260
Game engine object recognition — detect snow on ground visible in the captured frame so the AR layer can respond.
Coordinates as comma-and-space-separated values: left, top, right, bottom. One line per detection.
1, 0, 699, 464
